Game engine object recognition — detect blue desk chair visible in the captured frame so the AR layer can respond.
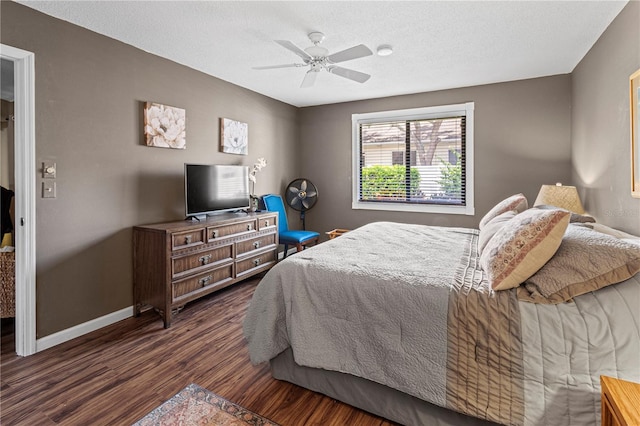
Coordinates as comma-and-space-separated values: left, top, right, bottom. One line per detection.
263, 194, 319, 258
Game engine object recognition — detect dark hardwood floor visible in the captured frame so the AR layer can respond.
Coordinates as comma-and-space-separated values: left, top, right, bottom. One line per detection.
0, 278, 397, 425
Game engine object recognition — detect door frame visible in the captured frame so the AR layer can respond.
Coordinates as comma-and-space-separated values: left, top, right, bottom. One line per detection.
1, 44, 36, 356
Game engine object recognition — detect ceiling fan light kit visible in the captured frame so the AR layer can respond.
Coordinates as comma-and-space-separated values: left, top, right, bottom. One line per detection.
376, 45, 393, 56
253, 32, 373, 88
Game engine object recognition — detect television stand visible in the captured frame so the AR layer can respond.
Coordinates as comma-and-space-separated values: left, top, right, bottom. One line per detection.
133, 211, 278, 328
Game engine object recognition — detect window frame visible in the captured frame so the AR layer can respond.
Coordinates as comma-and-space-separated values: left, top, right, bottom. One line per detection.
352, 102, 475, 215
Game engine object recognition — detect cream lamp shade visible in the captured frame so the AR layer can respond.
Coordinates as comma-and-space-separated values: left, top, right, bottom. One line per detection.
534, 183, 585, 214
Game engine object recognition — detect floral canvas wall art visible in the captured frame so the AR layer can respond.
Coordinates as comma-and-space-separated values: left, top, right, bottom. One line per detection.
144, 102, 186, 149
221, 118, 248, 155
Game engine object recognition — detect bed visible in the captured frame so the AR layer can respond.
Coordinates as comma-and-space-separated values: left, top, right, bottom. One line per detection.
243, 199, 640, 426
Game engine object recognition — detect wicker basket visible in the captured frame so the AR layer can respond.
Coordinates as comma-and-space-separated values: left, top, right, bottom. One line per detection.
1, 251, 16, 318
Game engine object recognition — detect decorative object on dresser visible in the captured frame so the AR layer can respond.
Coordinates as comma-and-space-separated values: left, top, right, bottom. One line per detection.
248, 158, 267, 212
143, 102, 186, 149
133, 211, 278, 328
220, 118, 248, 155
601, 376, 640, 426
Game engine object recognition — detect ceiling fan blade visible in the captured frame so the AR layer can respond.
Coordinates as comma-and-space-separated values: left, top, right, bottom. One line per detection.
253, 63, 304, 70
291, 197, 301, 207
288, 186, 300, 194
300, 180, 307, 191
327, 44, 373, 64
328, 66, 371, 83
300, 70, 318, 88
275, 40, 312, 62
306, 191, 317, 198
302, 199, 310, 209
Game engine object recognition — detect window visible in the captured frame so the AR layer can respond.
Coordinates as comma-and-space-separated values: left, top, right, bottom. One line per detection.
352, 102, 474, 215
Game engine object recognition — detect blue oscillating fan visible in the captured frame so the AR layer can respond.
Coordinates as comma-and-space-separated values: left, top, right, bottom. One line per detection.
284, 178, 318, 230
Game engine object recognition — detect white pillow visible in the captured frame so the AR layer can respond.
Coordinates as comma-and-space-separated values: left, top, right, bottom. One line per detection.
479, 194, 528, 230
478, 210, 518, 253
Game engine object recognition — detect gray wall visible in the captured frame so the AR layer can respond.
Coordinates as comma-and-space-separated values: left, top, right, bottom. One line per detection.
299, 75, 572, 234
572, 0, 640, 235
1, 2, 300, 337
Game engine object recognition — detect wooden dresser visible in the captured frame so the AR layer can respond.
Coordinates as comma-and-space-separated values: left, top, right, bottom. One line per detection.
133, 211, 278, 328
601, 376, 640, 426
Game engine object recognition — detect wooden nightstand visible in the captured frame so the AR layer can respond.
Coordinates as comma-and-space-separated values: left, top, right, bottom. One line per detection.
601, 376, 640, 426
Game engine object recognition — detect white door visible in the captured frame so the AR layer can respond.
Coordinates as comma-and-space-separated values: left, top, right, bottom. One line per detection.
0, 44, 36, 356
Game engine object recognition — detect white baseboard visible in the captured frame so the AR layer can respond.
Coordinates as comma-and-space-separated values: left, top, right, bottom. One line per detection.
35, 306, 133, 353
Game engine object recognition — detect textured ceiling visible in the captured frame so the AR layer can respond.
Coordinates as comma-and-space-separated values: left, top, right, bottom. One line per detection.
15, 1, 629, 107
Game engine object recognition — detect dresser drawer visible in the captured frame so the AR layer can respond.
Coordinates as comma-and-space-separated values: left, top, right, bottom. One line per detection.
207, 219, 257, 241
236, 250, 276, 278
236, 234, 277, 258
172, 243, 233, 279
171, 228, 206, 251
257, 214, 277, 231
172, 265, 234, 300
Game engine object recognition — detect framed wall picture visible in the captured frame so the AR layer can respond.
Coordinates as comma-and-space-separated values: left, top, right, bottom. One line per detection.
220, 118, 248, 155
631, 68, 640, 198
143, 102, 186, 149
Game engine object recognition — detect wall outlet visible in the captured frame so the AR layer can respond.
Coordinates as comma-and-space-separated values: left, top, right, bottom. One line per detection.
42, 181, 56, 198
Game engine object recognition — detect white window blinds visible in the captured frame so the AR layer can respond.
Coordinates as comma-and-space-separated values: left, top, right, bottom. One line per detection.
352, 103, 474, 215
359, 117, 466, 205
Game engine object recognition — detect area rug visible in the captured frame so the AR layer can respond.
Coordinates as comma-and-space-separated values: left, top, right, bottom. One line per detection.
133, 383, 280, 426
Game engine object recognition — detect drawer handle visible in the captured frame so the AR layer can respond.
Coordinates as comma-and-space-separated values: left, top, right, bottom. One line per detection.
211, 230, 219, 239
247, 224, 253, 231
185, 235, 192, 244
264, 220, 270, 227
254, 258, 261, 266
253, 241, 260, 249
199, 275, 212, 286
199, 254, 212, 265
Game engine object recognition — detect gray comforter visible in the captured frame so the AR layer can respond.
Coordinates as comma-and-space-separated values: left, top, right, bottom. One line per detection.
243, 221, 640, 426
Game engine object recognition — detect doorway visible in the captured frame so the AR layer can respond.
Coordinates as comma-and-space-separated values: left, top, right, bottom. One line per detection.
1, 58, 16, 347
0, 44, 36, 356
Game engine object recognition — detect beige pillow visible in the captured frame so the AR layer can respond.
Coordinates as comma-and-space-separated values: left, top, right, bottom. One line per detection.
478, 210, 518, 253
518, 224, 640, 303
480, 208, 570, 291
479, 194, 528, 230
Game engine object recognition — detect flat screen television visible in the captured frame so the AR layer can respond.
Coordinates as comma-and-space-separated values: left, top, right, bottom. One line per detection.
184, 164, 250, 218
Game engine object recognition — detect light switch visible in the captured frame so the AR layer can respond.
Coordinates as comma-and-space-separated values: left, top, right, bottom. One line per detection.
42, 181, 56, 198
43, 161, 56, 178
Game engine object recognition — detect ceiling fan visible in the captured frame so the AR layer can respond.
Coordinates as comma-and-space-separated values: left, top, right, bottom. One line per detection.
253, 32, 373, 88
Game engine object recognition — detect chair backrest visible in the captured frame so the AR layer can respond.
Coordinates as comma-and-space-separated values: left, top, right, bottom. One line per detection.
262, 194, 289, 234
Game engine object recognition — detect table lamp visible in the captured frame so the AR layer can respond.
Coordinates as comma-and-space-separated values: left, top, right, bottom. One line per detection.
533, 183, 585, 214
